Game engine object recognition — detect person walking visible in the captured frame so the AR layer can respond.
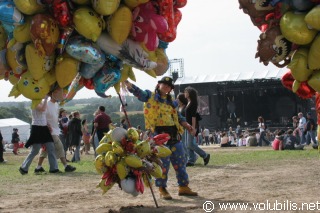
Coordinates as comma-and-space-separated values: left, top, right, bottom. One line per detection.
19, 96, 60, 175
68, 111, 82, 162
11, 128, 20, 155
125, 77, 198, 200
203, 127, 210, 146
0, 130, 6, 163
257, 116, 270, 146
305, 112, 317, 146
177, 92, 189, 163
297, 112, 307, 145
59, 108, 69, 160
94, 106, 112, 142
81, 119, 91, 155
35, 87, 76, 174
184, 86, 210, 167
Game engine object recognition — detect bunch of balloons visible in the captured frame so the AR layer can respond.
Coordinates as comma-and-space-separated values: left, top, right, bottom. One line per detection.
94, 127, 172, 196
0, 0, 187, 108
238, 0, 320, 99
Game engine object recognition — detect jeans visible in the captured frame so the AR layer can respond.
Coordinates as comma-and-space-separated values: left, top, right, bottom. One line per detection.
258, 131, 270, 146
71, 144, 80, 162
181, 130, 188, 162
21, 143, 58, 171
187, 132, 207, 164
306, 130, 317, 145
299, 129, 306, 145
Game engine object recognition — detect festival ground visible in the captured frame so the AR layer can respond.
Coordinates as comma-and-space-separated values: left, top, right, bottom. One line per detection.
0, 145, 319, 213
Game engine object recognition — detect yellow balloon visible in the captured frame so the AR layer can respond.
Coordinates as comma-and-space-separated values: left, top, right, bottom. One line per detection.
308, 35, 320, 70
280, 11, 317, 45
154, 48, 169, 76
13, 16, 32, 43
7, 71, 20, 85
104, 151, 118, 167
13, 0, 45, 15
124, 0, 149, 9
107, 5, 132, 44
96, 142, 113, 155
150, 162, 162, 178
116, 158, 128, 180
95, 154, 107, 174
287, 48, 313, 82
96, 178, 115, 195
73, 7, 104, 42
92, 0, 120, 16
55, 54, 80, 88
124, 154, 143, 168
6, 42, 27, 75
71, 0, 90, 5
127, 127, 139, 142
9, 71, 51, 107
112, 141, 124, 155
26, 44, 54, 80
154, 145, 172, 158
305, 6, 320, 30
308, 71, 320, 92
135, 140, 151, 158
292, 80, 301, 93
0, 24, 7, 50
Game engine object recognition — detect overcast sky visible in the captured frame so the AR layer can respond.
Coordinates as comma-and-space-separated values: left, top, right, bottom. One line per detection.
0, 1, 278, 102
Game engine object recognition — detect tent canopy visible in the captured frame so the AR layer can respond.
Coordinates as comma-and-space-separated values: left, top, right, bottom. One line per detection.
0, 118, 30, 143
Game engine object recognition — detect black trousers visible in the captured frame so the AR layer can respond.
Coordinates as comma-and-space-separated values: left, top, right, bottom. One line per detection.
0, 141, 4, 162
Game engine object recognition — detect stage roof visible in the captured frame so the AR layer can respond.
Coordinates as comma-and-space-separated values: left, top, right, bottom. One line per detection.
174, 69, 287, 85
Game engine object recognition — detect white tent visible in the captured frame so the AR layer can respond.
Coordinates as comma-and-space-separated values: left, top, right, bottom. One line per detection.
0, 118, 30, 143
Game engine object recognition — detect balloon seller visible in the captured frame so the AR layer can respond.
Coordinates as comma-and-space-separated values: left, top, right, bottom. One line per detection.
124, 76, 198, 200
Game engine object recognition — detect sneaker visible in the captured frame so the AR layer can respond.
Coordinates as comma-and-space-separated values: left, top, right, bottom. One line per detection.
178, 186, 198, 196
49, 169, 62, 174
203, 154, 210, 166
186, 162, 194, 167
65, 165, 76, 172
19, 167, 28, 175
34, 167, 46, 174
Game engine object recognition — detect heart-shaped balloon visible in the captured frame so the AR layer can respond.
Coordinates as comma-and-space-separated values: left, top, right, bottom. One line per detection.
93, 65, 121, 98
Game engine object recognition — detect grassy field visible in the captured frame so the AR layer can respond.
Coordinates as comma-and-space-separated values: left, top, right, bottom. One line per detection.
0, 146, 319, 212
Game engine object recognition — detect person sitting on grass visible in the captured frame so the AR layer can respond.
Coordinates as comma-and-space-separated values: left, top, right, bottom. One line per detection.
283, 129, 304, 150
272, 129, 285, 150
246, 132, 258, 147
220, 132, 236, 147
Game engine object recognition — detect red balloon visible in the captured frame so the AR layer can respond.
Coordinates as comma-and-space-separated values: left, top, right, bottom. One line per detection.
52, 0, 73, 27
82, 78, 94, 90
281, 70, 315, 99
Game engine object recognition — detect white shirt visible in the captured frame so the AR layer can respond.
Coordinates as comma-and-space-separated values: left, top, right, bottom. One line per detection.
203, 128, 209, 137
298, 117, 306, 129
31, 108, 47, 126
258, 122, 265, 133
46, 101, 60, 135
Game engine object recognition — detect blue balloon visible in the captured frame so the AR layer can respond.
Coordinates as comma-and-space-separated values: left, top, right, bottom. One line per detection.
79, 52, 106, 79
93, 65, 121, 98
0, 1, 24, 24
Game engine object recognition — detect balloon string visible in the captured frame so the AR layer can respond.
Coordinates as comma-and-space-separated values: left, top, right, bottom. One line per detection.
118, 93, 131, 128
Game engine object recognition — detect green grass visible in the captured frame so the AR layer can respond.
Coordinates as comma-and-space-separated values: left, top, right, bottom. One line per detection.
196, 148, 319, 166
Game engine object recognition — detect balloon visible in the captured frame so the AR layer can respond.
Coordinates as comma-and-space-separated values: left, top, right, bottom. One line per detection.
95, 154, 107, 174
120, 177, 139, 196
154, 48, 169, 75
308, 35, 320, 70
96, 32, 157, 71
291, 0, 315, 11
111, 127, 127, 142
124, 0, 149, 9
287, 48, 313, 82
104, 151, 118, 167
66, 36, 105, 64
107, 5, 132, 45
9, 71, 52, 108
255, 25, 292, 68
93, 64, 121, 98
280, 11, 317, 45
124, 154, 143, 168
308, 71, 320, 92
6, 41, 27, 74
149, 162, 162, 178
79, 52, 105, 79
135, 140, 151, 158
30, 14, 60, 56
52, 0, 73, 27
56, 26, 74, 57
116, 158, 129, 180
0, 49, 10, 77
13, 15, 32, 43
91, 0, 120, 16
0, 24, 7, 50
73, 7, 104, 42
131, 2, 168, 51
25, 43, 54, 80
0, 1, 24, 24
1, 22, 15, 40
71, 0, 90, 5
305, 5, 320, 30
55, 53, 80, 88
6, 70, 21, 85
13, 0, 45, 15
281, 70, 315, 99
